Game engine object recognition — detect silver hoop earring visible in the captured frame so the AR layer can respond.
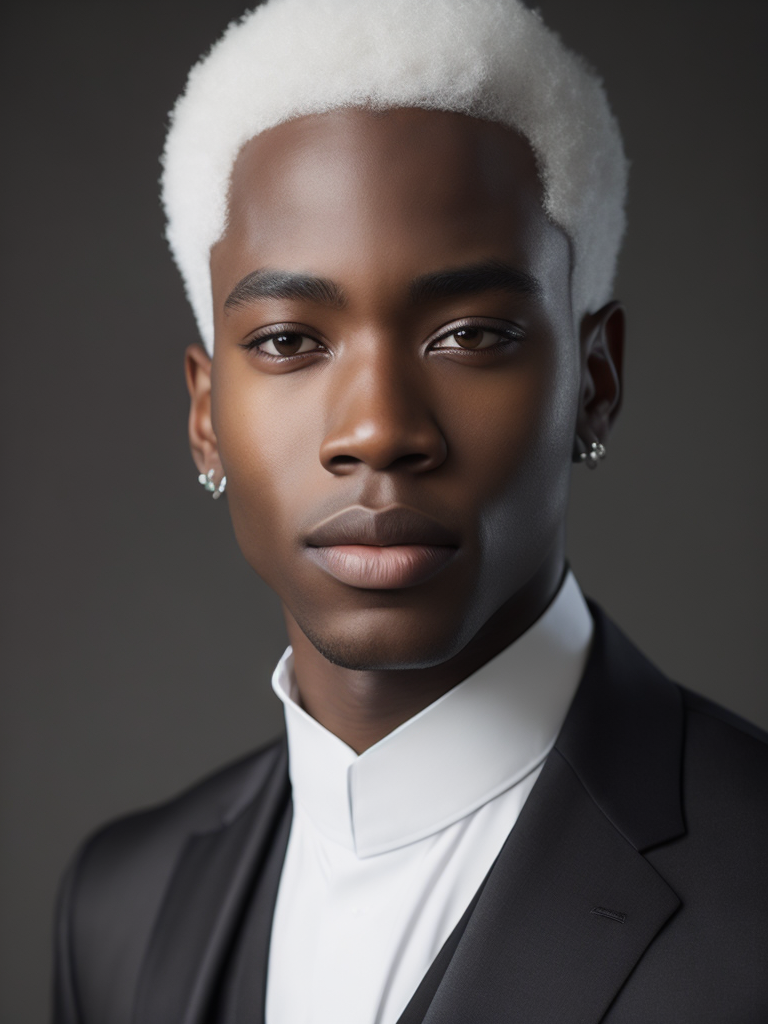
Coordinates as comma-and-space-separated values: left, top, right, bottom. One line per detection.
579, 441, 607, 470
198, 468, 227, 499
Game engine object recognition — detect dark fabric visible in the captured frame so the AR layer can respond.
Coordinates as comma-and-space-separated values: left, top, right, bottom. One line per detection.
52, 607, 768, 1023
52, 743, 291, 1024
214, 800, 292, 1024
395, 868, 491, 1024
52, 849, 84, 1024
132, 743, 290, 1024
409, 750, 680, 1023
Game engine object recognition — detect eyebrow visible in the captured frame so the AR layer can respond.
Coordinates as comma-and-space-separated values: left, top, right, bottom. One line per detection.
409, 259, 541, 304
224, 257, 540, 314
224, 268, 347, 312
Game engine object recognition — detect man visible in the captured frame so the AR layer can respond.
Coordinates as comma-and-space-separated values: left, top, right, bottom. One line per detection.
53, 1, 768, 1021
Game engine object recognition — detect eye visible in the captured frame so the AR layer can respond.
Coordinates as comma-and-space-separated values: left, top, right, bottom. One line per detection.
249, 331, 323, 358
431, 325, 523, 352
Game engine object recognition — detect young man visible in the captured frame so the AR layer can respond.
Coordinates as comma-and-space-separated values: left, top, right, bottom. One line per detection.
53, 1, 768, 1021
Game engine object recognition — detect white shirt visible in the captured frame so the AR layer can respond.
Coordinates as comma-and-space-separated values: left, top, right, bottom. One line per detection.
266, 572, 593, 1024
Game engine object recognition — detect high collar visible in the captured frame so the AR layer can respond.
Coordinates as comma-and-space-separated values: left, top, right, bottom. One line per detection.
133, 601, 687, 1024
271, 571, 593, 858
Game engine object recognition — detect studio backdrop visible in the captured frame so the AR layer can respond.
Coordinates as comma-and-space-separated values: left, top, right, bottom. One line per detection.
1, 1, 766, 1020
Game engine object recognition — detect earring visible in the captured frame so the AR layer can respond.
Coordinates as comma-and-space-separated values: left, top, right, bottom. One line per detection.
578, 440, 607, 470
198, 468, 227, 499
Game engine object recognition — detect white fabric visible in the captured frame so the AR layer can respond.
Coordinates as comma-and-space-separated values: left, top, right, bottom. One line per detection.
266, 572, 593, 1024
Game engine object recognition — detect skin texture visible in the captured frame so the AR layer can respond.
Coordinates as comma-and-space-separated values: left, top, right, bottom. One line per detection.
186, 107, 623, 753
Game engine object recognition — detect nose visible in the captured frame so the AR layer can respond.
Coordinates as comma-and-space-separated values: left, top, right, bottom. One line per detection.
319, 349, 448, 475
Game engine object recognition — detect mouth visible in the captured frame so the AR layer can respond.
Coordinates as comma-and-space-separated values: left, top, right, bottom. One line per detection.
304, 505, 459, 589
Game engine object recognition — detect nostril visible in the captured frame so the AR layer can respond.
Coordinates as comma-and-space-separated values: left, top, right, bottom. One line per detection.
320, 418, 448, 474
397, 453, 432, 469
329, 454, 360, 468
326, 451, 435, 473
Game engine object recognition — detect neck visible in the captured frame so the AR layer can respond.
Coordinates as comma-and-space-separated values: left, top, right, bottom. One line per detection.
284, 553, 566, 754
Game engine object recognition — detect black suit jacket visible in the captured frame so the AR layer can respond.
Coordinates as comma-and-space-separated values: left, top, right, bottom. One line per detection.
53, 607, 768, 1023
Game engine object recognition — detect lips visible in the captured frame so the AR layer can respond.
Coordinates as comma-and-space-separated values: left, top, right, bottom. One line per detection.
305, 506, 459, 589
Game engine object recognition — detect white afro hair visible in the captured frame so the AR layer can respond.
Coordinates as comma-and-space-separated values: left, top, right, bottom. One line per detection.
162, 0, 628, 353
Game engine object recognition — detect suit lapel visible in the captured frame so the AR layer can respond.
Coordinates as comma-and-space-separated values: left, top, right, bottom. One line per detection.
416, 750, 680, 1024
132, 743, 291, 1024
216, 800, 293, 1024
399, 607, 686, 1024
555, 603, 685, 853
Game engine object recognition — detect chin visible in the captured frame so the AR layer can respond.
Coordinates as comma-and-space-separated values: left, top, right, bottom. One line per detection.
294, 605, 473, 672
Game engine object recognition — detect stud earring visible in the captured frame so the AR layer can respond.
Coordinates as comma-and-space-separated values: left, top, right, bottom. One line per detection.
198, 468, 227, 499
578, 440, 607, 469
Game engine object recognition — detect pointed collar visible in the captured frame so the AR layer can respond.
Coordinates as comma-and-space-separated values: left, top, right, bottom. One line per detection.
271, 572, 593, 858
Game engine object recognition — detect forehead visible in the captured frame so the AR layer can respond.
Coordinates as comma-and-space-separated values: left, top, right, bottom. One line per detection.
214, 107, 570, 303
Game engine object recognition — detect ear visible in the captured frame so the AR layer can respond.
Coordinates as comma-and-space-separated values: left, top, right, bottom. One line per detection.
185, 343, 222, 478
574, 301, 625, 457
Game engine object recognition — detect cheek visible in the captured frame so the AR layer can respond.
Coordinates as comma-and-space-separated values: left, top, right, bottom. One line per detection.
211, 370, 322, 578
453, 347, 578, 585
446, 342, 578, 501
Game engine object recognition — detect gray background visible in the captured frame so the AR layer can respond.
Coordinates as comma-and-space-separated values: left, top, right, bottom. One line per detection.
1, 1, 766, 1019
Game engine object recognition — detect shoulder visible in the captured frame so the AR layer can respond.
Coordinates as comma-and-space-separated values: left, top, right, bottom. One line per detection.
54, 738, 287, 1023
73, 736, 287, 892
682, 685, 768, 747
679, 686, 768, 810
588, 601, 768, 788
573, 602, 767, 852
644, 681, 768, 901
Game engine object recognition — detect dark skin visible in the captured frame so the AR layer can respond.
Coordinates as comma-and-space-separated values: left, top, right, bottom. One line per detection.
186, 108, 623, 754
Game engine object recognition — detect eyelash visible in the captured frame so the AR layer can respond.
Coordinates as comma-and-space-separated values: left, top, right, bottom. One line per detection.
241, 319, 525, 361
431, 322, 525, 354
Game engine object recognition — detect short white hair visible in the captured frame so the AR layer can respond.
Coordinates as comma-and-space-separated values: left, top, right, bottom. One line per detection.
162, 0, 628, 353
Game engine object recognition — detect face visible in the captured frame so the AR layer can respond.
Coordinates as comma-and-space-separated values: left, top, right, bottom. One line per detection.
190, 107, 617, 670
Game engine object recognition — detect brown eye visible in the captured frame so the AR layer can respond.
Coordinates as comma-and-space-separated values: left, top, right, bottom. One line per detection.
453, 327, 485, 349
256, 332, 321, 357
432, 325, 521, 352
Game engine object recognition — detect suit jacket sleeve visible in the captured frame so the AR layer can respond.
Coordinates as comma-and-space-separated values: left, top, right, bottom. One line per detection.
53, 845, 86, 1024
